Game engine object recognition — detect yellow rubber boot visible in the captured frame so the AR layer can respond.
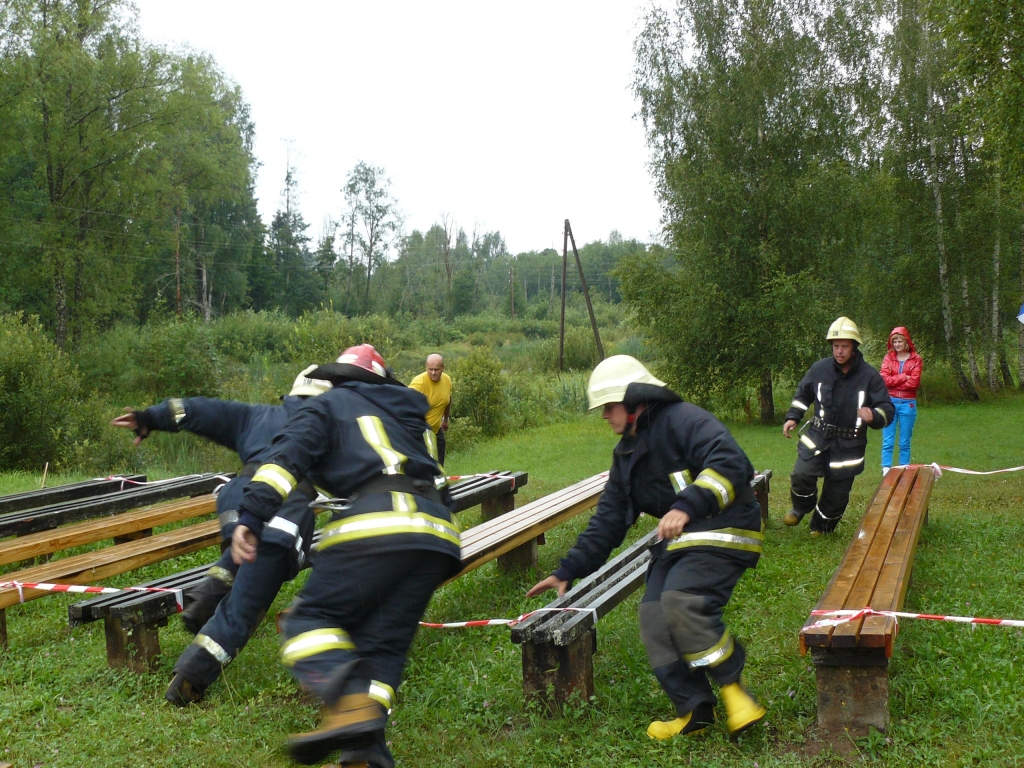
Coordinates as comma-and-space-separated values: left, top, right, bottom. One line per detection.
720, 682, 765, 735
646, 703, 713, 740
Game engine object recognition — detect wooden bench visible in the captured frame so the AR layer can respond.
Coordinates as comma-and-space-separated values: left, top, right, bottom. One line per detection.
798, 464, 937, 733
0, 473, 228, 539
0, 495, 218, 568
0, 520, 222, 650
69, 472, 530, 672
511, 470, 772, 711
0, 475, 146, 516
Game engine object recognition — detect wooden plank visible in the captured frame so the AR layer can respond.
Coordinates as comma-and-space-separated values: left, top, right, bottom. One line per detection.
548, 556, 650, 646
801, 468, 905, 648
0, 520, 220, 610
512, 531, 657, 643
69, 564, 210, 626
859, 467, 935, 652
0, 496, 216, 566
459, 475, 607, 550
450, 495, 603, 583
829, 468, 917, 648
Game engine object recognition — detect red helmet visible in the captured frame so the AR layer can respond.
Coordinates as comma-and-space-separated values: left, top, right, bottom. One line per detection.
308, 344, 393, 385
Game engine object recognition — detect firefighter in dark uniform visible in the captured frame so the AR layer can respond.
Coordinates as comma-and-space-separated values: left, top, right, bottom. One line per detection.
230, 344, 458, 768
110, 366, 332, 706
782, 317, 894, 534
528, 355, 766, 740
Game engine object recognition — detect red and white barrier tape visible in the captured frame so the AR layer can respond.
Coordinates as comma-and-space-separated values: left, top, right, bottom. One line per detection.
803, 607, 1024, 633
419, 607, 597, 629
895, 462, 1024, 479
0, 580, 184, 610
101, 474, 232, 491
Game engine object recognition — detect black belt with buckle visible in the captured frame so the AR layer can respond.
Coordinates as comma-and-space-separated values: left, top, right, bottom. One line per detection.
811, 416, 864, 440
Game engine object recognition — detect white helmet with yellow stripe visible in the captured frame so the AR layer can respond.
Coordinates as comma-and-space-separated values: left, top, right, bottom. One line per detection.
826, 316, 862, 345
289, 365, 333, 397
586, 355, 666, 410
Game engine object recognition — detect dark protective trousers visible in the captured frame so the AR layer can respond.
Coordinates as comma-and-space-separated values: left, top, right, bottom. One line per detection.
436, 428, 446, 466
174, 491, 317, 688
639, 549, 748, 716
790, 451, 858, 533
280, 547, 453, 706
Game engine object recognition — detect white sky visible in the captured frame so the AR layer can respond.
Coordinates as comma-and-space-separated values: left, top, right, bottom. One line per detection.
132, 1, 664, 254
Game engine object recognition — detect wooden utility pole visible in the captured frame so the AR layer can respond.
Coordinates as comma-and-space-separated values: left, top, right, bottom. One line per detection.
566, 220, 605, 359
559, 223, 568, 371
510, 265, 516, 319
175, 206, 182, 317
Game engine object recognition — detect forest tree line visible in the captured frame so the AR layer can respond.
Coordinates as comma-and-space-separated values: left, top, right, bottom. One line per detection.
3, 0, 1023, 426
0, 0, 644, 351
626, 0, 1024, 419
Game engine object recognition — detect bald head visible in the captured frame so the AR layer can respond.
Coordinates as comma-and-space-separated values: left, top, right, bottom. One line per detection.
426, 354, 445, 382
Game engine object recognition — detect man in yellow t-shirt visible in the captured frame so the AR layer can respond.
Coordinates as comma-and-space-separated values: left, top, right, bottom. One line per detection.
409, 353, 452, 464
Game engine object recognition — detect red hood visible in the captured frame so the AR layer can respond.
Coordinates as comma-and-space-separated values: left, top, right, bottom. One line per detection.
887, 326, 917, 354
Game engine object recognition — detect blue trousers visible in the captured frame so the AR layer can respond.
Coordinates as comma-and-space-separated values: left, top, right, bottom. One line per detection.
881, 398, 917, 468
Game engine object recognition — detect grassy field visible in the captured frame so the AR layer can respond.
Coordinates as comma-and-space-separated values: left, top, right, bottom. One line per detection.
3, 398, 1024, 766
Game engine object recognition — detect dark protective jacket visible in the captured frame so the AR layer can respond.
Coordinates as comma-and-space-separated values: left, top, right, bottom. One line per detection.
783, 349, 894, 478
138, 396, 318, 559
235, 380, 460, 566
553, 384, 763, 583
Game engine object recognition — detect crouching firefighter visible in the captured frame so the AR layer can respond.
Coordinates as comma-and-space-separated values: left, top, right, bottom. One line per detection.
110, 367, 332, 705
782, 317, 894, 534
527, 356, 766, 740
230, 344, 458, 768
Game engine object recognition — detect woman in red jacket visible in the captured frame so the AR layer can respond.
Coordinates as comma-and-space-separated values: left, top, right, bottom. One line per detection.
879, 327, 923, 471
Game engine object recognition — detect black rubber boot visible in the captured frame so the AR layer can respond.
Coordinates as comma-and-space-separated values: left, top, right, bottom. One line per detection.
180, 576, 232, 635
782, 509, 807, 527
336, 734, 394, 768
165, 673, 206, 707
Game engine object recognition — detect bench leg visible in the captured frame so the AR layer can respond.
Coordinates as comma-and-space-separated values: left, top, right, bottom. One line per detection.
0, 608, 6, 650
481, 492, 538, 573
521, 629, 596, 713
104, 617, 164, 673
113, 528, 153, 545
812, 648, 889, 733
754, 481, 769, 526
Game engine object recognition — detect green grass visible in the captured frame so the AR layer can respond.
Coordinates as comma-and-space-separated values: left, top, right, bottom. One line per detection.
3, 399, 1024, 766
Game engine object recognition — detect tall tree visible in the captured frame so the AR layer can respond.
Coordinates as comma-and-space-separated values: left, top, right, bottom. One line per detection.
342, 161, 399, 313
629, 0, 881, 421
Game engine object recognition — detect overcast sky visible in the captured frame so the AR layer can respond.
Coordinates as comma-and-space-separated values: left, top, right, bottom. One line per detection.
131, 1, 664, 254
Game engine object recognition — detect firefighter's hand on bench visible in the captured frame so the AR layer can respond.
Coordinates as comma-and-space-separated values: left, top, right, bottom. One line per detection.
232, 525, 258, 565
527, 575, 569, 599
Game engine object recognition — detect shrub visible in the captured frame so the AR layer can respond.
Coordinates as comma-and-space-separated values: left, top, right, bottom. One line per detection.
210, 310, 293, 363
135, 320, 221, 401
450, 348, 506, 436
285, 310, 399, 365
444, 417, 483, 454
0, 313, 84, 470
537, 325, 602, 372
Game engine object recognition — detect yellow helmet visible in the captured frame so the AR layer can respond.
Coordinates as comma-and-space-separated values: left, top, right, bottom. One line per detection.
826, 316, 862, 345
289, 364, 333, 397
586, 355, 666, 410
